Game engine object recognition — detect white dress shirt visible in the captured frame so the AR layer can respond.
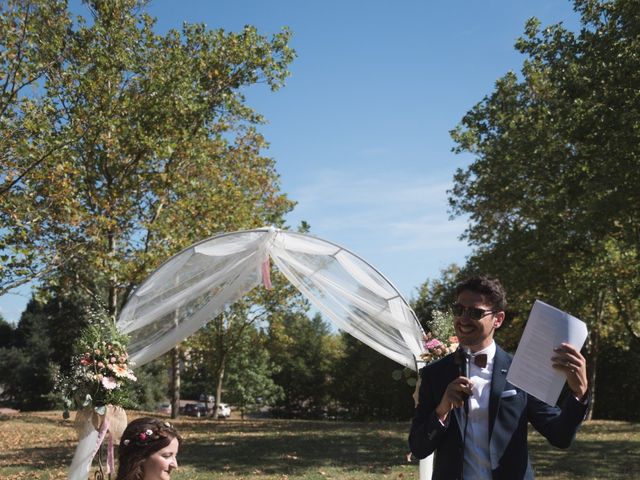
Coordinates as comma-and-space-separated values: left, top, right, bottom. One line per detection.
463, 341, 496, 480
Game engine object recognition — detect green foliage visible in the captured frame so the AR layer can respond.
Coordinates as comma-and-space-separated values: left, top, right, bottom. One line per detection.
450, 0, 640, 336
448, 0, 640, 417
411, 264, 460, 329
128, 358, 171, 411
0, 316, 14, 348
331, 333, 415, 420
223, 327, 284, 416
267, 312, 341, 416
0, 0, 296, 315
592, 339, 640, 421
1, 0, 297, 416
0, 299, 56, 410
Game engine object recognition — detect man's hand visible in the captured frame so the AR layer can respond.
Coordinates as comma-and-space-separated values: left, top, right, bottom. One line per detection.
435, 377, 473, 421
551, 342, 588, 400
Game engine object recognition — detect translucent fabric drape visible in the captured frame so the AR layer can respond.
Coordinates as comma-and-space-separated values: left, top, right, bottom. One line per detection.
117, 227, 426, 369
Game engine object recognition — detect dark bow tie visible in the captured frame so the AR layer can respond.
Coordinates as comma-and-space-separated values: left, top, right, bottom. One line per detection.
472, 353, 488, 368
455, 349, 488, 369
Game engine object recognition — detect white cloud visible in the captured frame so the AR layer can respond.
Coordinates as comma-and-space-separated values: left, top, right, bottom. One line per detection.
286, 167, 470, 255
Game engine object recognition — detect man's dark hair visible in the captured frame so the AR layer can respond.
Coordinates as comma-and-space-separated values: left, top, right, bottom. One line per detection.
455, 275, 507, 311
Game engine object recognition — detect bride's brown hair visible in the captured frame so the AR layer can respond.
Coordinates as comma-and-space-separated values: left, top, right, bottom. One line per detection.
116, 417, 182, 480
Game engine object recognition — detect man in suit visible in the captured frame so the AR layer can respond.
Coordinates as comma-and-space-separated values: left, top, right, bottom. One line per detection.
409, 275, 589, 479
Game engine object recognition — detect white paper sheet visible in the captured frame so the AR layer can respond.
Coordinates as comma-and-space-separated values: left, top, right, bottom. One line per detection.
506, 300, 588, 405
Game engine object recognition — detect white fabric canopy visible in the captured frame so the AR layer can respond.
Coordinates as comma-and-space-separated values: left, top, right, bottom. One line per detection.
117, 227, 426, 369
70, 227, 433, 480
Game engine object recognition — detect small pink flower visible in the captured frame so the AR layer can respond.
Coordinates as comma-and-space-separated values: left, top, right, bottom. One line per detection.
110, 357, 116, 363
139, 432, 147, 440
97, 362, 105, 369
425, 338, 443, 350
101, 376, 117, 390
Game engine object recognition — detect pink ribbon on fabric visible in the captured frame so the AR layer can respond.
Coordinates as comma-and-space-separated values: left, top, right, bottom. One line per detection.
106, 429, 115, 474
88, 415, 115, 474
261, 258, 272, 290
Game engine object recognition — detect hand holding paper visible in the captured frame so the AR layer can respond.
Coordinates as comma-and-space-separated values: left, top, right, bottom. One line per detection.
551, 342, 588, 400
506, 300, 588, 406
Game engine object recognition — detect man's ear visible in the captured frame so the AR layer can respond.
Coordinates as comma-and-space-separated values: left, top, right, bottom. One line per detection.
494, 311, 505, 329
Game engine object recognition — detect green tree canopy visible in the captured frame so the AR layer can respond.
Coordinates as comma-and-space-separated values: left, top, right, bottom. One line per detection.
450, 0, 639, 337
448, 0, 640, 415
0, 0, 296, 315
267, 311, 342, 416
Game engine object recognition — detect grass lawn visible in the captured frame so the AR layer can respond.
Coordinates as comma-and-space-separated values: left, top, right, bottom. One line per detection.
1, 411, 638, 479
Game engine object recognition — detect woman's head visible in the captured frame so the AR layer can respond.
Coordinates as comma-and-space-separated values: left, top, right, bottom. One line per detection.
117, 417, 182, 480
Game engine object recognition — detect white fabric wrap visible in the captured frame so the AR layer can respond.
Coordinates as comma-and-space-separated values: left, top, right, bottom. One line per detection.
112, 227, 432, 477
118, 227, 425, 369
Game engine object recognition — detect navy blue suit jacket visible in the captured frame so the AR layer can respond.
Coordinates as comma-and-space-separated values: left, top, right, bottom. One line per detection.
408, 345, 588, 479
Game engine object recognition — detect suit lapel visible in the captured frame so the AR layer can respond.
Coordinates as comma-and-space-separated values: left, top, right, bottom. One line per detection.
489, 346, 510, 439
443, 354, 466, 439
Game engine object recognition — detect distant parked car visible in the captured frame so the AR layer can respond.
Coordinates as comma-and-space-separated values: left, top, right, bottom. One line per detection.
183, 402, 208, 418
216, 403, 231, 418
155, 402, 171, 415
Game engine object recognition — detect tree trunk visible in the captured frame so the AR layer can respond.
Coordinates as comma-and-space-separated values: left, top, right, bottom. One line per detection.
584, 325, 597, 421
585, 291, 604, 421
107, 230, 118, 319
213, 356, 226, 420
171, 346, 181, 419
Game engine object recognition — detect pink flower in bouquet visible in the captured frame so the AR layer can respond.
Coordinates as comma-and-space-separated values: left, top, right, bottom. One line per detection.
101, 376, 117, 390
108, 363, 137, 381
425, 338, 443, 350
420, 333, 458, 364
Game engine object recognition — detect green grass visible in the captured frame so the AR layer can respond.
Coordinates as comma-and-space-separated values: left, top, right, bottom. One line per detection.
1, 411, 638, 479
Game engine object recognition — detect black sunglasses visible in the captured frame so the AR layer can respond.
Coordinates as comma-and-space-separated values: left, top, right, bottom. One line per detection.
451, 303, 498, 321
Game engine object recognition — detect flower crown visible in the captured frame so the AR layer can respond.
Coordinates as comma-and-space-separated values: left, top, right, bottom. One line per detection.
121, 421, 174, 446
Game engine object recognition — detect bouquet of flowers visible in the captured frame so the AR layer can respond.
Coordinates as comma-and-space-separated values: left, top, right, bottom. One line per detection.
56, 307, 137, 416
419, 309, 459, 364
59, 307, 136, 478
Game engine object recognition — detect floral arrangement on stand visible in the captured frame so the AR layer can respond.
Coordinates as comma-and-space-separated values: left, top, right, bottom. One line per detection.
56, 306, 137, 480
419, 308, 458, 364
394, 309, 459, 389
57, 308, 137, 415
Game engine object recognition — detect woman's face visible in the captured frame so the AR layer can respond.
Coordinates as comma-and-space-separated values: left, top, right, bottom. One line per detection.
143, 437, 179, 480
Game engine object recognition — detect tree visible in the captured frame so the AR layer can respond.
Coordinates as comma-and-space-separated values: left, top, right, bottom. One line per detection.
0, 299, 56, 409
331, 333, 415, 420
266, 311, 342, 416
411, 264, 460, 329
222, 326, 283, 418
0, 0, 296, 312
0, 316, 14, 348
2, 0, 296, 415
181, 268, 305, 419
449, 0, 640, 418
0, 0, 73, 292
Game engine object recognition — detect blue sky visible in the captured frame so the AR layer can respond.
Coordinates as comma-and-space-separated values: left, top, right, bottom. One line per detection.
0, 0, 581, 323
